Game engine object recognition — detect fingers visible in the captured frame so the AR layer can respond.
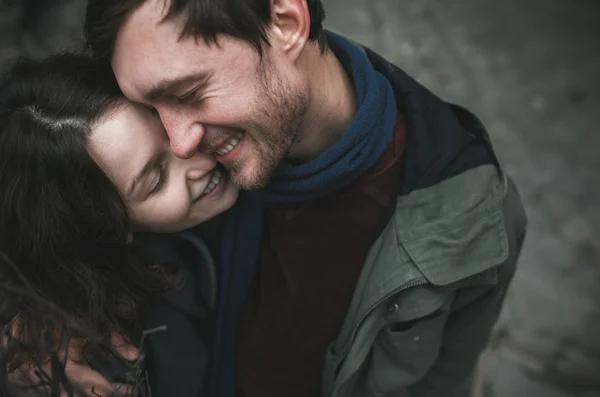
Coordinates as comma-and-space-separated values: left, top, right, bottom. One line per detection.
58, 382, 131, 397
8, 342, 132, 397
59, 366, 131, 397
106, 383, 132, 397
109, 332, 139, 362
64, 365, 114, 395
57, 382, 131, 397
10, 367, 132, 397
8, 364, 124, 397
8, 363, 48, 387
59, 342, 128, 395
7, 332, 138, 396
75, 383, 131, 397
62, 343, 133, 397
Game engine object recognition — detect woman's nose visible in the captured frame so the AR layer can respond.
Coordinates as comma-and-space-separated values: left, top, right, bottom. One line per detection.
187, 168, 209, 180
184, 153, 217, 180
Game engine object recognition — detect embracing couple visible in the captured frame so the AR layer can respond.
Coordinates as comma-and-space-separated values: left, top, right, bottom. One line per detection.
0, 0, 528, 396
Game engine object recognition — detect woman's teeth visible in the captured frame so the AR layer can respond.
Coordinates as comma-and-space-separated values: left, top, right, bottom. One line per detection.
215, 132, 244, 156
202, 168, 222, 195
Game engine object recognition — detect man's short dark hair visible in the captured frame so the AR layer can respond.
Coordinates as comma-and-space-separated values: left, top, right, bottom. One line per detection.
84, 0, 327, 59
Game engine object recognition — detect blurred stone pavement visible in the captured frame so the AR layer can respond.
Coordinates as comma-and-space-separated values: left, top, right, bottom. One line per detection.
1, 0, 598, 396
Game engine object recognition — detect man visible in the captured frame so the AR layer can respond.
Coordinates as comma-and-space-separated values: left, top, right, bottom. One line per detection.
81, 0, 527, 396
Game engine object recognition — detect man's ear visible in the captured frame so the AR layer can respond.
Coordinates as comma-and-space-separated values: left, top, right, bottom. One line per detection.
269, 0, 311, 62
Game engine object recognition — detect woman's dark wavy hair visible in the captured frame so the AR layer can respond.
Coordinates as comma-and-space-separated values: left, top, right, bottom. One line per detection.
0, 53, 182, 360
84, 0, 327, 59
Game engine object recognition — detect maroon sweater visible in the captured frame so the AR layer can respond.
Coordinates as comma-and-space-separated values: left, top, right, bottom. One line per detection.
237, 112, 407, 397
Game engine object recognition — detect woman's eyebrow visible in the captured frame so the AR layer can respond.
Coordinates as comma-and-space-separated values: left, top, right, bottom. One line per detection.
127, 152, 166, 197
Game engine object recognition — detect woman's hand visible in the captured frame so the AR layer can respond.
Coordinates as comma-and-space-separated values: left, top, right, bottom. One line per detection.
6, 331, 139, 397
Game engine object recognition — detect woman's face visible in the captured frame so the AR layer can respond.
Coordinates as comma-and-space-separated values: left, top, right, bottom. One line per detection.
88, 102, 238, 232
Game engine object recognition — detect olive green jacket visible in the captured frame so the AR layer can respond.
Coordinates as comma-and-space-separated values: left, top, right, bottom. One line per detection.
320, 45, 527, 397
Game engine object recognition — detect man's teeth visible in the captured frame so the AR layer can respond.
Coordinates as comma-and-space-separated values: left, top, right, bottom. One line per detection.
203, 168, 222, 195
216, 132, 244, 155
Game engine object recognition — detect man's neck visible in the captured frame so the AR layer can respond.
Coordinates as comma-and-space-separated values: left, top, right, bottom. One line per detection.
287, 48, 357, 164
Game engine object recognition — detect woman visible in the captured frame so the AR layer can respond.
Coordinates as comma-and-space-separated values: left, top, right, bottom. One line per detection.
0, 53, 238, 396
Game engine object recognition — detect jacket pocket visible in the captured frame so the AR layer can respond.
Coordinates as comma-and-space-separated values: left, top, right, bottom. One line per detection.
363, 300, 451, 397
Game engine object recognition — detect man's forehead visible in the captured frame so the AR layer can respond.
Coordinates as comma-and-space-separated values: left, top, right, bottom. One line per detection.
112, 0, 185, 99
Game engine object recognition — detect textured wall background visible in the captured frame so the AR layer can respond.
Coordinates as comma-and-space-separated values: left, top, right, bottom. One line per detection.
1, 1, 598, 396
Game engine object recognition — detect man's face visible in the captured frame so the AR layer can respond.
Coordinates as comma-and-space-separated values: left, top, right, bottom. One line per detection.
111, 0, 309, 190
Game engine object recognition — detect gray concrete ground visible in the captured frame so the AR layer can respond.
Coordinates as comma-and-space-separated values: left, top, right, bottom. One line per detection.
1, 0, 598, 396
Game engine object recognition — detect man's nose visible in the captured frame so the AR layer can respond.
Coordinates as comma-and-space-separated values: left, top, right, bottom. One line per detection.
161, 114, 205, 159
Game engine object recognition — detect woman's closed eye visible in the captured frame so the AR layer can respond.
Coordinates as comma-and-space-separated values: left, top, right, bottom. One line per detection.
148, 162, 168, 196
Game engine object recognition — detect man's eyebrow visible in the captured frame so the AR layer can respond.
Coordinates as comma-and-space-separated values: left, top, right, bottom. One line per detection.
144, 72, 209, 101
128, 152, 166, 197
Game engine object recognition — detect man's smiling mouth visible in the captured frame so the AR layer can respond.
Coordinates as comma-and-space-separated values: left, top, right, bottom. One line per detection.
215, 132, 244, 156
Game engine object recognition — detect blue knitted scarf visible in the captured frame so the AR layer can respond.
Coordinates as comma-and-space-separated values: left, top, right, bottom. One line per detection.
210, 31, 397, 397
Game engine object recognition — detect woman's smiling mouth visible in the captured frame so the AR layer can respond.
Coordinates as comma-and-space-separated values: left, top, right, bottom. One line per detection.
193, 166, 224, 203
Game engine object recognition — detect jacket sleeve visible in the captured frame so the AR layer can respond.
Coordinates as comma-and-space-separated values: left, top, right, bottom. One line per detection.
407, 177, 526, 397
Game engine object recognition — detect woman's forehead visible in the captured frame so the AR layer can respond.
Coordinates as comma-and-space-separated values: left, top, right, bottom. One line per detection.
88, 104, 163, 188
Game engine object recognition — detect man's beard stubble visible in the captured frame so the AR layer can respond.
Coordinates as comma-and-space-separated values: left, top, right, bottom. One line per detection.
227, 62, 308, 191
